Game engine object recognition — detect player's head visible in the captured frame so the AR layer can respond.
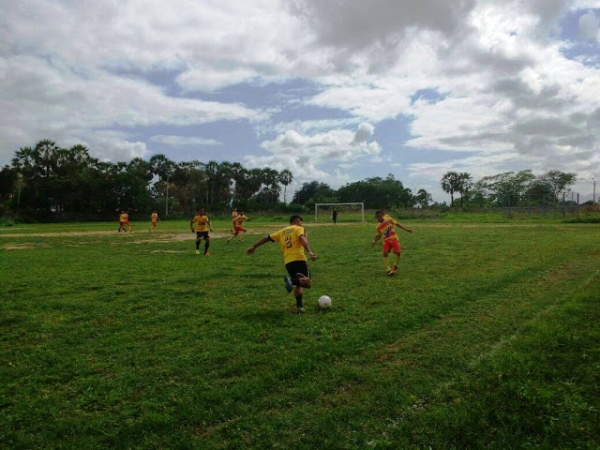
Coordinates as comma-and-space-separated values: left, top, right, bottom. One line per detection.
239, 210, 244, 215
289, 215, 303, 225
375, 210, 384, 222
197, 208, 204, 214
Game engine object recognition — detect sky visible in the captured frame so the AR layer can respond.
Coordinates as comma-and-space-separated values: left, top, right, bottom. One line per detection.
1, 0, 600, 203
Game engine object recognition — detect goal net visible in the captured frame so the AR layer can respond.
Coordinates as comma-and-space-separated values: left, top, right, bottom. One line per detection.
314, 202, 365, 223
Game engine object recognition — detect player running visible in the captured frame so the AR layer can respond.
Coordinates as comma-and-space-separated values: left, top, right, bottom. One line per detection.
246, 215, 317, 314
149, 210, 159, 232
371, 209, 412, 276
226, 210, 250, 243
190, 208, 213, 256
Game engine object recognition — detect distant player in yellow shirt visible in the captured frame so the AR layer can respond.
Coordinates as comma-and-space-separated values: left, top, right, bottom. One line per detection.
246, 215, 317, 313
118, 211, 127, 232
371, 209, 412, 276
149, 210, 159, 232
227, 211, 250, 243
190, 208, 213, 256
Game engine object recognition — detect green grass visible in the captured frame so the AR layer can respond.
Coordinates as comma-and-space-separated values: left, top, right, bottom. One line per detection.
1, 219, 599, 449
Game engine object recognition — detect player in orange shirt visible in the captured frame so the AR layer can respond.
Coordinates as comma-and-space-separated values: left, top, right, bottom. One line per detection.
118, 211, 127, 232
371, 209, 412, 276
246, 215, 317, 313
149, 210, 159, 232
226, 210, 250, 243
190, 208, 213, 256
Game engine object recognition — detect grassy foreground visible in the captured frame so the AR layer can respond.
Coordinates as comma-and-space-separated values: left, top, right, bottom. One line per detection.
1, 219, 599, 449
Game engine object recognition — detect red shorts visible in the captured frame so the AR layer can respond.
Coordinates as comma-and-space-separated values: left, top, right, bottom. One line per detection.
234, 225, 246, 233
382, 240, 401, 254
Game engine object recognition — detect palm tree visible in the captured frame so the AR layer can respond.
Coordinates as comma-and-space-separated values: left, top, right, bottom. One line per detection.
441, 171, 460, 207
456, 172, 473, 207
279, 169, 293, 204
149, 154, 176, 216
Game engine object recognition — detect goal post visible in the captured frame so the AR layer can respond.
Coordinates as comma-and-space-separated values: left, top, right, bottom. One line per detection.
314, 202, 365, 223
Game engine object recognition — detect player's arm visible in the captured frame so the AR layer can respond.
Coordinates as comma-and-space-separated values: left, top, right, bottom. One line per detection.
371, 231, 382, 247
246, 236, 273, 255
299, 235, 316, 260
208, 219, 213, 232
394, 221, 412, 233
190, 218, 195, 233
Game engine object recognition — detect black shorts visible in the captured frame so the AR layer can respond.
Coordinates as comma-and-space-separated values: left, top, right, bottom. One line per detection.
285, 260, 310, 287
196, 231, 210, 239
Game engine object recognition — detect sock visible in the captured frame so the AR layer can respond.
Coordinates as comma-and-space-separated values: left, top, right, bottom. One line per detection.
204, 242, 210, 253
196, 240, 200, 250
295, 295, 303, 308
383, 256, 390, 271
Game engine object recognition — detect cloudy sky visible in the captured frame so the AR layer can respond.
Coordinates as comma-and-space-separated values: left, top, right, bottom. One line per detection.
1, 0, 600, 202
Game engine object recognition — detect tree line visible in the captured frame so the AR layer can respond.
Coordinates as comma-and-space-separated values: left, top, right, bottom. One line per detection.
0, 140, 433, 219
0, 139, 582, 221
440, 170, 578, 208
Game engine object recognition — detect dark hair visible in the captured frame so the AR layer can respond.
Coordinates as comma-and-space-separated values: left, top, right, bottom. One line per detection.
289, 215, 303, 224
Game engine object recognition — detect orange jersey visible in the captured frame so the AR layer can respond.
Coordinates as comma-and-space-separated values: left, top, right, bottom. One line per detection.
234, 215, 248, 226
376, 218, 400, 244
151, 213, 158, 223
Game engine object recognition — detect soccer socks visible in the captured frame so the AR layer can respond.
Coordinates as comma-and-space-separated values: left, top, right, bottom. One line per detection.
295, 295, 303, 308
383, 256, 391, 272
204, 241, 210, 253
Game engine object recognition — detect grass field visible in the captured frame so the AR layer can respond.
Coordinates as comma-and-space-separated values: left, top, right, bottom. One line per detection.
1, 218, 599, 449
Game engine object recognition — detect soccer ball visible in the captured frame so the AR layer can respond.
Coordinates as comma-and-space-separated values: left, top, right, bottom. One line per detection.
318, 295, 332, 309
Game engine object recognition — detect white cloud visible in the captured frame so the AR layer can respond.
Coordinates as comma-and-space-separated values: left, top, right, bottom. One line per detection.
579, 10, 600, 40
1, 0, 600, 203
149, 135, 222, 147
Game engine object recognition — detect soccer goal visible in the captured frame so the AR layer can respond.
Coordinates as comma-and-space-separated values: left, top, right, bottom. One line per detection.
314, 202, 365, 223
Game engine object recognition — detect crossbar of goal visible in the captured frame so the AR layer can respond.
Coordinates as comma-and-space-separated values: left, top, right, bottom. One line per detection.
314, 202, 365, 223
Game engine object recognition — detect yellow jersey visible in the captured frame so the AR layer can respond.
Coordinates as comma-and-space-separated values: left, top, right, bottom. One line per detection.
269, 225, 307, 264
151, 213, 158, 223
191, 215, 211, 232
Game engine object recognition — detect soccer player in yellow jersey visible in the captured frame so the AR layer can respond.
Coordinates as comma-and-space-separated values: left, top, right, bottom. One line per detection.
371, 209, 412, 276
149, 210, 159, 232
246, 215, 317, 313
226, 210, 250, 243
190, 208, 213, 256
118, 211, 127, 232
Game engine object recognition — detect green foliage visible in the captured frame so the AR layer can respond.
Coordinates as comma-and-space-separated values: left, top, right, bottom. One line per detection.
337, 174, 412, 209
1, 219, 599, 448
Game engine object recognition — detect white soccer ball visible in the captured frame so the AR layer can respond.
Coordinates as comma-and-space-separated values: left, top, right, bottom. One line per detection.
318, 295, 332, 309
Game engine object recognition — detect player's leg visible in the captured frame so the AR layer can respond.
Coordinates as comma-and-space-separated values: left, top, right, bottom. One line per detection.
381, 248, 391, 274
195, 233, 202, 254
204, 235, 210, 255
285, 261, 311, 312
391, 243, 401, 273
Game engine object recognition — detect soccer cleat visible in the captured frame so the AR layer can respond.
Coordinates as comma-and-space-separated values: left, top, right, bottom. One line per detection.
204, 252, 210, 256
195, 250, 200, 255
283, 276, 293, 293
297, 307, 305, 314
387, 269, 394, 276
